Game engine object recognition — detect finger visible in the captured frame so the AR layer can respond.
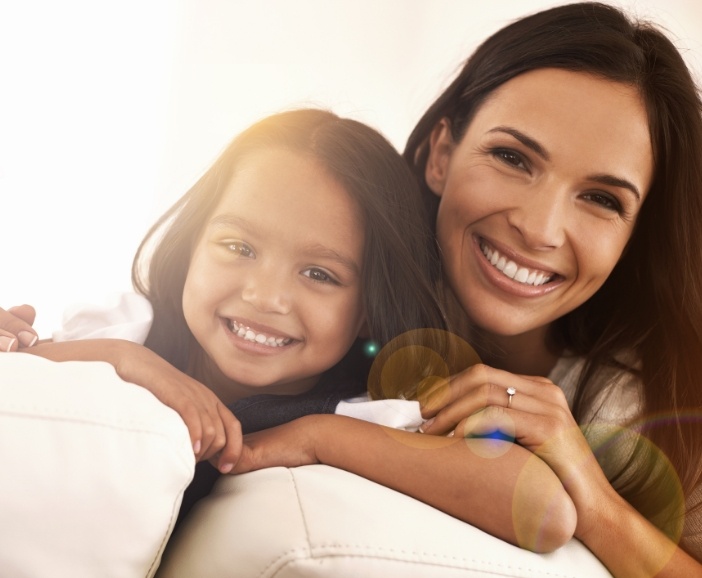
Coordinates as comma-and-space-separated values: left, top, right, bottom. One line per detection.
215, 404, 243, 473
422, 377, 565, 435
8, 304, 37, 326
0, 330, 19, 352
0, 306, 38, 348
177, 403, 205, 459
420, 363, 492, 417
197, 402, 227, 462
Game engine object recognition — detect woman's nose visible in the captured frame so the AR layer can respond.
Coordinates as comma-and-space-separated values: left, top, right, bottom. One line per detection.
506, 185, 568, 250
240, 267, 292, 314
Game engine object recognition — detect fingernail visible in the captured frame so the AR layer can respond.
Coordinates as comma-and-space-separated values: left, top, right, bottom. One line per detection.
220, 463, 233, 474
18, 331, 38, 348
0, 336, 16, 352
193, 440, 201, 454
421, 418, 435, 432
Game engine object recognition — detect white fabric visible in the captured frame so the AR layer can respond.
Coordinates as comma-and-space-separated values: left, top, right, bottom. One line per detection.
52, 292, 153, 344
0, 353, 194, 578
157, 465, 613, 578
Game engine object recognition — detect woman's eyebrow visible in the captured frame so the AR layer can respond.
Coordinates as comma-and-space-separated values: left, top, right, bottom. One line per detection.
489, 126, 550, 160
489, 126, 642, 202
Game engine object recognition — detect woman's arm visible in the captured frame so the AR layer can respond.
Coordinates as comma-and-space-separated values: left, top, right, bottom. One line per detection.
22, 339, 242, 472
232, 413, 577, 553
419, 363, 702, 577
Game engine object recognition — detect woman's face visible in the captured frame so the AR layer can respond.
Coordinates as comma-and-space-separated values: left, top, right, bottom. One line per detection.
182, 148, 366, 403
426, 68, 654, 339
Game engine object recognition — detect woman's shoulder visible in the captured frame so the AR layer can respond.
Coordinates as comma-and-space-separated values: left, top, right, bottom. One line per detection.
549, 350, 642, 425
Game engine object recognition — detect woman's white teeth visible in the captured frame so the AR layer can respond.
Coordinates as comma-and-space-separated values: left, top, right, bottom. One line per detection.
481, 242, 552, 286
229, 320, 292, 347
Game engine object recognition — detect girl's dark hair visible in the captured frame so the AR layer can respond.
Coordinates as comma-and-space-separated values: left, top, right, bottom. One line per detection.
133, 108, 446, 390
405, 2, 702, 539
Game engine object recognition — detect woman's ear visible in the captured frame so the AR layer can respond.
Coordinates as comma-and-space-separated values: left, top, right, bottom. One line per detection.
425, 118, 455, 198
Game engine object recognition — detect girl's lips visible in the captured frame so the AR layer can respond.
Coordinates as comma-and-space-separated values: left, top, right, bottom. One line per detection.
473, 236, 564, 297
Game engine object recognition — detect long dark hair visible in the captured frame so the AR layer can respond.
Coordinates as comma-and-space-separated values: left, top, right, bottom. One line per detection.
133, 108, 446, 388
405, 2, 702, 538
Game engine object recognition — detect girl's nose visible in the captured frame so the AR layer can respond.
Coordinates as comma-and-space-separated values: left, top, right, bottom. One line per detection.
240, 268, 292, 314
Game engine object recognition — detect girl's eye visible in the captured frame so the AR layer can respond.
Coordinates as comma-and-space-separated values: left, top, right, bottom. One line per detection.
226, 241, 255, 258
492, 148, 528, 171
302, 268, 339, 285
582, 191, 623, 214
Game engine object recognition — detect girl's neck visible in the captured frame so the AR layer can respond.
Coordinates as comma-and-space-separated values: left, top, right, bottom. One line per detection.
442, 288, 562, 378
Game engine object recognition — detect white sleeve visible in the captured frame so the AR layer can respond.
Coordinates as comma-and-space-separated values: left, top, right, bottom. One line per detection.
52, 292, 154, 345
335, 395, 425, 432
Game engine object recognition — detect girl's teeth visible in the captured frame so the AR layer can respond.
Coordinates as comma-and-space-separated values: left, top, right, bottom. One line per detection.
229, 320, 292, 347
481, 242, 553, 286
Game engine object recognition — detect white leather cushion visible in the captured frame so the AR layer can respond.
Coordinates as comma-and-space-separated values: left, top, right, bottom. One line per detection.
158, 464, 612, 578
0, 353, 194, 578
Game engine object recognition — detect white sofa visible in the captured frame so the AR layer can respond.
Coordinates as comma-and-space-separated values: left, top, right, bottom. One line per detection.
0, 353, 613, 578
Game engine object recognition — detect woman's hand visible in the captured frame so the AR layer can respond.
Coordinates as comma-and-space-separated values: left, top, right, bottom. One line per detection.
419, 363, 608, 536
0, 305, 39, 352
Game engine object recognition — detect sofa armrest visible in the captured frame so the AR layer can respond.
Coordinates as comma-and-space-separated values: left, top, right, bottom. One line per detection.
158, 464, 612, 578
0, 353, 194, 578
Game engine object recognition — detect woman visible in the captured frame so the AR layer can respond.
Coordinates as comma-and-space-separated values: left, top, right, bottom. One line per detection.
6, 2, 702, 575
402, 2, 702, 574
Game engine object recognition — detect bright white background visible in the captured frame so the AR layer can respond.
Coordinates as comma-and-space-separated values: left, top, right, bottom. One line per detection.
2, 0, 701, 337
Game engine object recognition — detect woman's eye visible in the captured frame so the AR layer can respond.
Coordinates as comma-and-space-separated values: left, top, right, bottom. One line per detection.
582, 192, 623, 213
302, 268, 338, 285
493, 148, 527, 170
226, 241, 255, 258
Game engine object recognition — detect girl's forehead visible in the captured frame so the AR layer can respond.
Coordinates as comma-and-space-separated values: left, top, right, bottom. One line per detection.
207, 148, 365, 253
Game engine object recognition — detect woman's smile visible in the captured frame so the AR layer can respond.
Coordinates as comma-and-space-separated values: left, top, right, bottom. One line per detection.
475, 236, 564, 297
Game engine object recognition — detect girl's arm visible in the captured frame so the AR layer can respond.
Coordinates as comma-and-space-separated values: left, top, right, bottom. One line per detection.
419, 363, 702, 577
22, 339, 242, 472
232, 413, 577, 553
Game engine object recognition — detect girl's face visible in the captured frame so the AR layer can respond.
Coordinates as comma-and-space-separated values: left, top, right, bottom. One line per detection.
426, 68, 654, 340
182, 148, 366, 403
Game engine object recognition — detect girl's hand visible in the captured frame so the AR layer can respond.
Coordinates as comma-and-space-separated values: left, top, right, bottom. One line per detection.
419, 363, 610, 540
231, 415, 322, 474
0, 305, 39, 352
23, 337, 242, 472
112, 341, 243, 473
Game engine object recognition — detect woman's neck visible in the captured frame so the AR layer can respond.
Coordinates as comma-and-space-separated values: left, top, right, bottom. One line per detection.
442, 288, 561, 378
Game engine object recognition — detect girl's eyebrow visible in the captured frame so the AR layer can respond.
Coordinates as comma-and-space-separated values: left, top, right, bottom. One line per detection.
208, 213, 361, 275
488, 125, 642, 202
208, 213, 252, 231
